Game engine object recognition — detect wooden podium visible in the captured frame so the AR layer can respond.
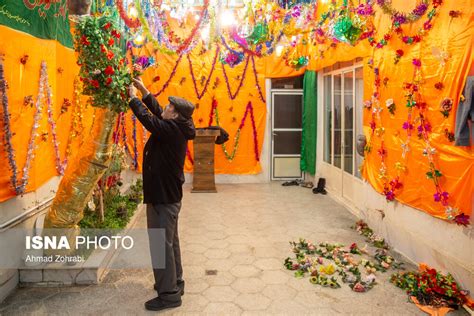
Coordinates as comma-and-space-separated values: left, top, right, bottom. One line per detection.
191, 128, 220, 193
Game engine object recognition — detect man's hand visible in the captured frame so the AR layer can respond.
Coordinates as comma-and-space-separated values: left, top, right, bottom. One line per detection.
133, 78, 149, 96
129, 84, 138, 99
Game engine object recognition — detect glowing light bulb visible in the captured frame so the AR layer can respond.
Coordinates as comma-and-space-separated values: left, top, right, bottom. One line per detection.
128, 5, 138, 18
134, 34, 144, 45
275, 44, 284, 57
201, 25, 210, 41
220, 10, 236, 27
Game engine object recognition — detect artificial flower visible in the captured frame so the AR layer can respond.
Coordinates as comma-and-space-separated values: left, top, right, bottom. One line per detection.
111, 30, 121, 39
453, 213, 470, 226
104, 66, 115, 76
107, 51, 115, 60
80, 35, 90, 46
91, 80, 99, 88
352, 282, 366, 292
434, 82, 444, 90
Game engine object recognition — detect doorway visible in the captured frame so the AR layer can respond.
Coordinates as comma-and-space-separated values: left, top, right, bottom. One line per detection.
270, 76, 304, 180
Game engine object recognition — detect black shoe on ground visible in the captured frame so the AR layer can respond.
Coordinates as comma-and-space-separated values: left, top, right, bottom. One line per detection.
178, 280, 185, 296
144, 297, 182, 311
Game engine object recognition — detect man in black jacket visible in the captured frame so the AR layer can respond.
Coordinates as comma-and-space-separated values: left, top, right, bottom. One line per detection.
129, 78, 195, 311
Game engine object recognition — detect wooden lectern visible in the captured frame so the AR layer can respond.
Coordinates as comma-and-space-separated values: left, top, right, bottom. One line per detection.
191, 128, 221, 193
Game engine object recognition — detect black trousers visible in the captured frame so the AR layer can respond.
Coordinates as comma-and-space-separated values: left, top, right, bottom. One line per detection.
147, 202, 183, 302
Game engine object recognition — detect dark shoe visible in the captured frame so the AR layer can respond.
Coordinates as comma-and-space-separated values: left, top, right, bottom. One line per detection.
282, 180, 299, 186
178, 280, 185, 296
144, 297, 182, 311
313, 178, 327, 194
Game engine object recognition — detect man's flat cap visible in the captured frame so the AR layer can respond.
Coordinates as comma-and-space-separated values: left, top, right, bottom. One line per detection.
168, 96, 195, 119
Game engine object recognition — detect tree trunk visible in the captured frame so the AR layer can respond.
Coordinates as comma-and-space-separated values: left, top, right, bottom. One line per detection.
43, 109, 117, 253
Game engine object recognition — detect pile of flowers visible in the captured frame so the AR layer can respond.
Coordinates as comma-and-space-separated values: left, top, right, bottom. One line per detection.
352, 220, 388, 249
284, 232, 404, 293
75, 15, 131, 112
391, 267, 469, 309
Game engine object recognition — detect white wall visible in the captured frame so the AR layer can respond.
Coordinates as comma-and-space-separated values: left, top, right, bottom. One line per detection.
315, 71, 474, 294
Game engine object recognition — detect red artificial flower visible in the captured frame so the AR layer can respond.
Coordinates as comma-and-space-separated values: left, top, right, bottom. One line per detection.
108, 38, 115, 46
104, 66, 115, 75
433, 0, 442, 8
80, 35, 90, 46
434, 82, 444, 90
396, 49, 404, 57
378, 147, 387, 157
105, 77, 113, 85
390, 179, 403, 190
384, 33, 391, 41
100, 44, 107, 53
413, 35, 422, 43
103, 22, 112, 30
416, 102, 427, 110
449, 10, 461, 18
111, 30, 121, 39
107, 51, 115, 60
119, 58, 125, 66
91, 80, 99, 88
454, 213, 470, 226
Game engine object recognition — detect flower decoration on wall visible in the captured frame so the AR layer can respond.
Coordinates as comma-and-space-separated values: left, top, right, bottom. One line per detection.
449, 10, 461, 18
61, 98, 72, 114
394, 49, 404, 64
23, 95, 34, 107
434, 82, 444, 90
75, 15, 131, 111
439, 97, 453, 118
385, 99, 396, 115
444, 129, 455, 142
20, 54, 29, 65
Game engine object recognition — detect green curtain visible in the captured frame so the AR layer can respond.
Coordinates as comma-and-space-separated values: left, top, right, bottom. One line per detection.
300, 70, 317, 175
0, 0, 73, 48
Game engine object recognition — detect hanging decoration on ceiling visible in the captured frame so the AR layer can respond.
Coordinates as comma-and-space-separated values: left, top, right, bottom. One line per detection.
369, 0, 442, 48
329, 0, 365, 46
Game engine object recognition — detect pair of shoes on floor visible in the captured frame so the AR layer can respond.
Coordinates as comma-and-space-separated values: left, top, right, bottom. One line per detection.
312, 178, 327, 195
300, 181, 313, 188
145, 297, 182, 311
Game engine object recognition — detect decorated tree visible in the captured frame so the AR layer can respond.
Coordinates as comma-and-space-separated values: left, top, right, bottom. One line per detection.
43, 14, 131, 247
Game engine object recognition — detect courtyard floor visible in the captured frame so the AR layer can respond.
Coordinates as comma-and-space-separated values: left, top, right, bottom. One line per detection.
0, 183, 468, 315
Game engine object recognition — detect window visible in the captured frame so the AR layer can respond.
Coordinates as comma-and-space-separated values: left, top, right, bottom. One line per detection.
271, 76, 304, 89
323, 61, 363, 179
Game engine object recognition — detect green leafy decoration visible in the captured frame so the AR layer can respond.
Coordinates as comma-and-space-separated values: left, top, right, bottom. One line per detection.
75, 14, 131, 112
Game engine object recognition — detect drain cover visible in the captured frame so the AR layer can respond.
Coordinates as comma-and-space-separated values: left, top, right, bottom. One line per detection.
205, 269, 218, 275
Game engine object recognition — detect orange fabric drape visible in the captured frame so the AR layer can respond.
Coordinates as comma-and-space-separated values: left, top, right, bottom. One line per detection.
358, 0, 474, 219
1, 1, 473, 221
0, 25, 95, 202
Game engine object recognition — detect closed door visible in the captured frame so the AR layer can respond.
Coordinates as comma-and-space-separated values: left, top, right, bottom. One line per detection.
271, 92, 303, 180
